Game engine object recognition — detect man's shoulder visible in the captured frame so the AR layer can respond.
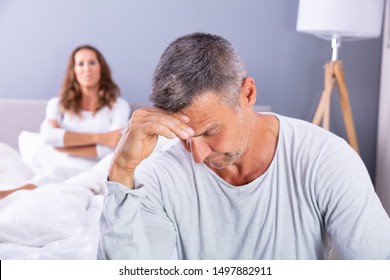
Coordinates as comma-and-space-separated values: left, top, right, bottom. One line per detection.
278, 114, 340, 140
276, 114, 351, 158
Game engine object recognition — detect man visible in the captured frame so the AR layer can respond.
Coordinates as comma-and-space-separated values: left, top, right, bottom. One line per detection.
98, 32, 390, 259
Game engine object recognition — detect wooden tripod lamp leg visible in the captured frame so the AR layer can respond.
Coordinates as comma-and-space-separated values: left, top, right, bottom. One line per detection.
322, 62, 336, 130
333, 61, 360, 154
312, 62, 335, 128
312, 88, 326, 126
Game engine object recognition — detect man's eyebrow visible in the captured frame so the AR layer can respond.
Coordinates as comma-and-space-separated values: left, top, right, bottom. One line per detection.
192, 123, 221, 138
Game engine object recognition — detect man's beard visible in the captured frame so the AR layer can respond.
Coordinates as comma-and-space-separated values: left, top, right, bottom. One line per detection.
205, 150, 242, 170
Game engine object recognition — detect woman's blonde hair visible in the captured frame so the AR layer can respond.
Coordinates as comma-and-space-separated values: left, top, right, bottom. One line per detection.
59, 45, 120, 115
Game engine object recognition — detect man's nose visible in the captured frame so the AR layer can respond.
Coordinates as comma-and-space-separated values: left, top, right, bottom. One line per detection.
188, 137, 212, 163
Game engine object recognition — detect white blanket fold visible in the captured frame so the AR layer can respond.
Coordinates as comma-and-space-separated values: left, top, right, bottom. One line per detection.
0, 168, 106, 246
0, 142, 107, 256
0, 136, 177, 259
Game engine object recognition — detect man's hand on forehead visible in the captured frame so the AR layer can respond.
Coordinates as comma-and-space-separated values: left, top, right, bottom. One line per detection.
153, 109, 194, 140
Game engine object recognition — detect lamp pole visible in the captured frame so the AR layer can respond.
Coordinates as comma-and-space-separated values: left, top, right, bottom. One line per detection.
331, 36, 341, 61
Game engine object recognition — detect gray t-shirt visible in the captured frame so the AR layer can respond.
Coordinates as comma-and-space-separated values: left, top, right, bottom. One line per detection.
97, 114, 390, 259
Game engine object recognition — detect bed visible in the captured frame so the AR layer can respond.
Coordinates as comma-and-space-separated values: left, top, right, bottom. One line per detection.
0, 98, 271, 260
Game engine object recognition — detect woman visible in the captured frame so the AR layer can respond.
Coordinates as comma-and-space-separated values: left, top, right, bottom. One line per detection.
0, 45, 130, 198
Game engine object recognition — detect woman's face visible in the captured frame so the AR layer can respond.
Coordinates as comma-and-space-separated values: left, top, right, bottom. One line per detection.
73, 49, 101, 89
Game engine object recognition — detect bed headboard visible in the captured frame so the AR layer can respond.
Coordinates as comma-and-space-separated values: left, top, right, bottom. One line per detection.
0, 99, 271, 150
0, 99, 47, 150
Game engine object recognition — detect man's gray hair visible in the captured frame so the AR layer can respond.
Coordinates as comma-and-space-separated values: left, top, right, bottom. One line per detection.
150, 32, 248, 112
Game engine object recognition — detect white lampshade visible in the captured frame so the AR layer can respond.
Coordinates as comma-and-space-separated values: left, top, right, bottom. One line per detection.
296, 0, 385, 40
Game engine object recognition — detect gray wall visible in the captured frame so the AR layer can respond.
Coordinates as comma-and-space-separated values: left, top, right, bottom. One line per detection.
0, 0, 383, 181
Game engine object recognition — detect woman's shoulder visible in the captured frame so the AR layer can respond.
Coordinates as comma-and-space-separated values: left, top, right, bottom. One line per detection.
47, 96, 60, 104
46, 97, 61, 110
112, 97, 130, 112
114, 97, 128, 106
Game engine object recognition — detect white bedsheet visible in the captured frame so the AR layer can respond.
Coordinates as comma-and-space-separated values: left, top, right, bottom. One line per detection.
0, 142, 106, 259
0, 195, 103, 259
0, 134, 178, 260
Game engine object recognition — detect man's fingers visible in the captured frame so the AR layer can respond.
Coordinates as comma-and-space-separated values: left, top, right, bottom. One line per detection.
132, 109, 194, 140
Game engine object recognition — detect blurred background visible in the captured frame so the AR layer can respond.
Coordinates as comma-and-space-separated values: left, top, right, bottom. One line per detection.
0, 0, 384, 181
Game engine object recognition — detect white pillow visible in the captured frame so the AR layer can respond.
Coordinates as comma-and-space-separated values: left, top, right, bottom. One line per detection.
18, 130, 57, 175
0, 143, 33, 188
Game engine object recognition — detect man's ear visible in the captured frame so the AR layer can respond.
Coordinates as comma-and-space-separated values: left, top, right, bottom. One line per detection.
240, 77, 257, 108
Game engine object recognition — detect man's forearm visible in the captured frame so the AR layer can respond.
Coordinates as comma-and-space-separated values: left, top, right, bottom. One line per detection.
108, 161, 135, 189
98, 181, 176, 260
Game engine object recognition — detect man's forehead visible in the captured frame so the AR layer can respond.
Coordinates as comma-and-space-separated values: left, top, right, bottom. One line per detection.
175, 108, 214, 126
180, 102, 218, 125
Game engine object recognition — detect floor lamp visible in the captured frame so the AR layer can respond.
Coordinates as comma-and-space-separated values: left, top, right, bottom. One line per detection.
296, 0, 384, 154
